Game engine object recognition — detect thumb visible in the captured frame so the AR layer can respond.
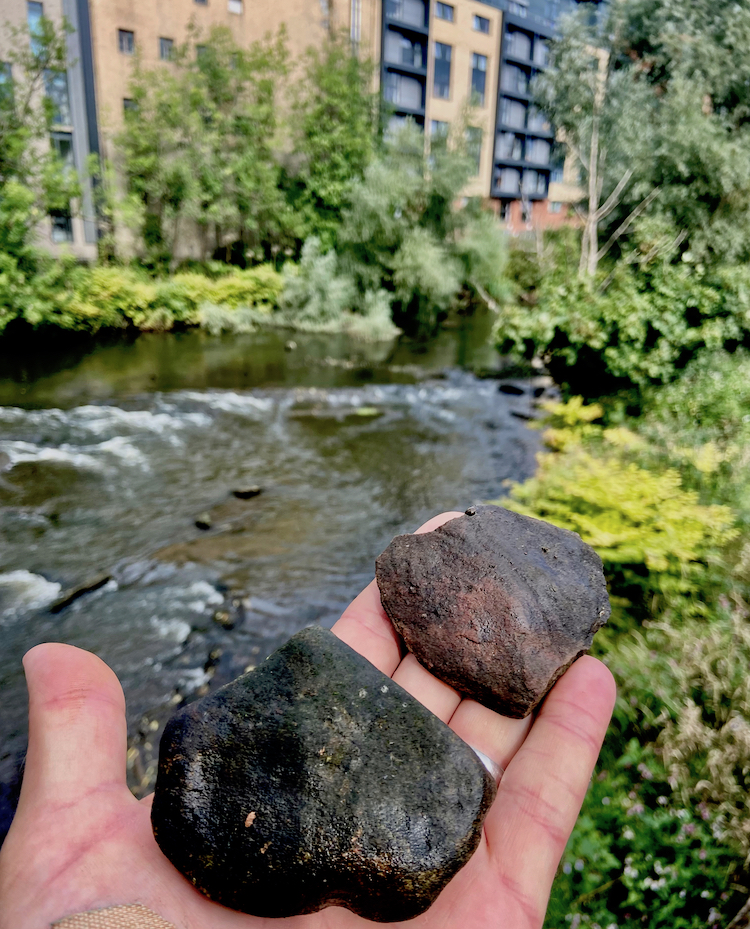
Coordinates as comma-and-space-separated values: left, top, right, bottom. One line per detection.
17, 643, 128, 812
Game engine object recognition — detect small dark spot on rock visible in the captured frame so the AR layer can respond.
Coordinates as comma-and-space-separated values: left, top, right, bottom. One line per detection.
499, 383, 525, 396
195, 513, 212, 531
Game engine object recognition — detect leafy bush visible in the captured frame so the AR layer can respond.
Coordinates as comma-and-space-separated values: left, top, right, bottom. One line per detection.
198, 304, 263, 335
503, 395, 750, 927
280, 237, 355, 325
495, 262, 750, 392
502, 404, 736, 619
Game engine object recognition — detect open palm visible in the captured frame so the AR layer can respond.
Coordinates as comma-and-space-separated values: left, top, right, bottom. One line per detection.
0, 513, 615, 929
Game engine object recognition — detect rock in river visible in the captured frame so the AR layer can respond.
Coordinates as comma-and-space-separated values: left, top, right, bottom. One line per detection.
151, 626, 496, 921
376, 504, 610, 719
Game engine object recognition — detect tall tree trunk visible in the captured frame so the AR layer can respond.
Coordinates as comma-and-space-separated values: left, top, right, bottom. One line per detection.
584, 113, 600, 278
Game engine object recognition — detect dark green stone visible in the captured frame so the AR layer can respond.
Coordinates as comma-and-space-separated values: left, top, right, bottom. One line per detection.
151, 626, 496, 921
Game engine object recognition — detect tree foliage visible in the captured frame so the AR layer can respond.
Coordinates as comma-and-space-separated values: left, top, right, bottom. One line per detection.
287, 32, 377, 247
119, 26, 298, 268
339, 123, 508, 334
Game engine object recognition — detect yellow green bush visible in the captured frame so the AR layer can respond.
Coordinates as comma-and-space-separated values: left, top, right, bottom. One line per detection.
502, 407, 736, 618
44, 264, 284, 333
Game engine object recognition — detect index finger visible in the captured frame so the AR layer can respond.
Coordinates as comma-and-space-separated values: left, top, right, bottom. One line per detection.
331, 511, 463, 675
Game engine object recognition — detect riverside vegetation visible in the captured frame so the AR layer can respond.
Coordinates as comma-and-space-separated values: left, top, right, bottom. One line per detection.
492, 1, 750, 924
0, 20, 509, 341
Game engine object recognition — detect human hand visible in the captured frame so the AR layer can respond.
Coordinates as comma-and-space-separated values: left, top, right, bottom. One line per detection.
0, 513, 615, 929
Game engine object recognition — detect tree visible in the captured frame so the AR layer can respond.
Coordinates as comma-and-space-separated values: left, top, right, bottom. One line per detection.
533, 3, 658, 279
338, 122, 509, 334
119, 26, 296, 268
618, 0, 750, 265
286, 32, 377, 248
0, 13, 80, 266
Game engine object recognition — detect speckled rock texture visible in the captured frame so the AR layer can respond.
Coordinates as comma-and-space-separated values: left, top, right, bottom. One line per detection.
376, 504, 610, 718
151, 626, 496, 921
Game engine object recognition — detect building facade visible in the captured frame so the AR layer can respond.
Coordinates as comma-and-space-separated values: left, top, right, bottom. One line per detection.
0, 0, 99, 260
0, 0, 600, 259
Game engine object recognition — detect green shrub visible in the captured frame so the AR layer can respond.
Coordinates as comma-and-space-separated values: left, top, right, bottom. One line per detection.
209, 265, 282, 308
280, 237, 356, 325
495, 262, 750, 391
67, 266, 156, 330
198, 304, 262, 335
502, 438, 736, 620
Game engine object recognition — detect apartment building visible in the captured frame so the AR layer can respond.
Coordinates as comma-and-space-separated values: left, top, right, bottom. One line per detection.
1, 0, 599, 259
0, 0, 99, 260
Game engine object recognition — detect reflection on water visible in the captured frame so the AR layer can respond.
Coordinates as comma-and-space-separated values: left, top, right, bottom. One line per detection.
0, 314, 545, 832
0, 308, 503, 409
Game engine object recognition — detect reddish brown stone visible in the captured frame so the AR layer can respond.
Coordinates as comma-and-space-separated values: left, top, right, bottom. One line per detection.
375, 505, 610, 718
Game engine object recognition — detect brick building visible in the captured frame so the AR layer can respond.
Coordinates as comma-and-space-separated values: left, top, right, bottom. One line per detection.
0, 0, 600, 259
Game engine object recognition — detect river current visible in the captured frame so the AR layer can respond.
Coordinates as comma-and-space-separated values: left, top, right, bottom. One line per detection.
0, 320, 546, 837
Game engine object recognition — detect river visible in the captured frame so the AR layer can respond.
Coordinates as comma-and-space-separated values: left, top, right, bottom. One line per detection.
0, 313, 550, 838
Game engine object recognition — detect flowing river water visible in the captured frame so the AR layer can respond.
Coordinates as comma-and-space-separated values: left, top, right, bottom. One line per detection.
0, 313, 551, 837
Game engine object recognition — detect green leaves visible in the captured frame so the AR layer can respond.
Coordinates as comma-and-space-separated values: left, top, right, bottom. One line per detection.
118, 26, 293, 266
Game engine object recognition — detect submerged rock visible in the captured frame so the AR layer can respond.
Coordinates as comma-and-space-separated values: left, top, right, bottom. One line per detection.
232, 485, 262, 500
151, 626, 496, 921
376, 504, 610, 718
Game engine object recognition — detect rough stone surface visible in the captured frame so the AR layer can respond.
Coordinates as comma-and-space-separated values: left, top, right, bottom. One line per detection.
151, 626, 496, 922
376, 504, 610, 718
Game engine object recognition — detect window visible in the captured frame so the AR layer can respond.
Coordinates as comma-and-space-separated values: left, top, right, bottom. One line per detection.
500, 97, 527, 129
196, 45, 208, 59
550, 166, 564, 183
471, 53, 487, 106
159, 37, 173, 60
496, 132, 523, 161
466, 126, 482, 175
526, 137, 550, 165
383, 72, 423, 110
433, 42, 451, 99
50, 130, 74, 170
194, 0, 208, 4
431, 119, 449, 138
384, 31, 424, 68
27, 1, 44, 53
522, 169, 547, 195
0, 62, 12, 104
436, 2, 453, 21
118, 29, 134, 54
123, 97, 137, 114
500, 201, 511, 221
509, 2, 528, 16
473, 15, 490, 33
501, 64, 528, 96
497, 167, 521, 194
228, 0, 243, 11
527, 106, 551, 133
45, 70, 71, 125
50, 210, 73, 244
548, 202, 562, 214
386, 0, 426, 28
505, 29, 531, 60
533, 39, 549, 67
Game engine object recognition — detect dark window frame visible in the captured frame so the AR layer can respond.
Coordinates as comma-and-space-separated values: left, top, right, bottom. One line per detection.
50, 209, 74, 244
471, 52, 487, 106
433, 41, 451, 99
435, 2, 454, 22
118, 29, 135, 54
159, 37, 174, 60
